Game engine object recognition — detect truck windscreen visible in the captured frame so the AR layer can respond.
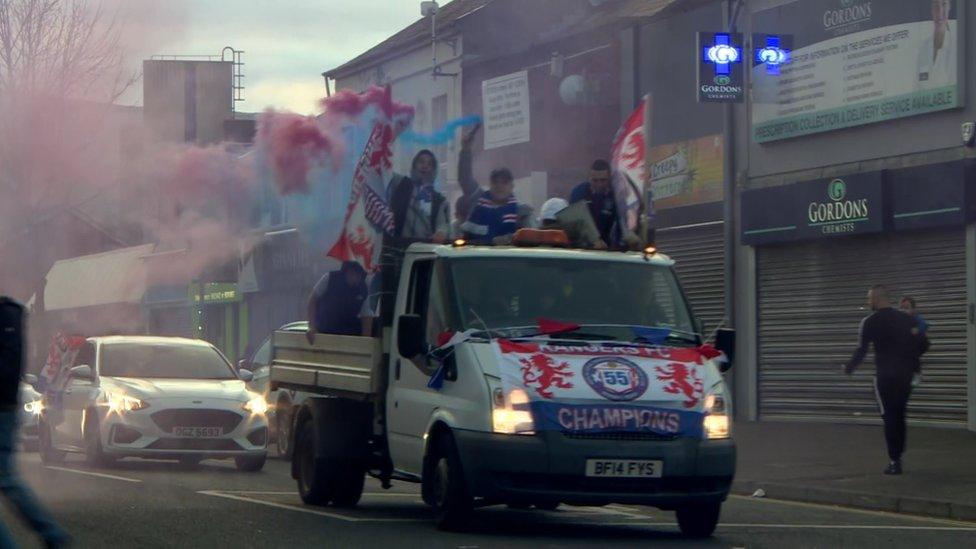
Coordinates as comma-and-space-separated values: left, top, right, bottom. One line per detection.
449, 258, 696, 339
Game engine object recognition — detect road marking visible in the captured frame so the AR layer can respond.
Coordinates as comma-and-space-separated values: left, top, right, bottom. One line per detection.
729, 494, 976, 527
44, 466, 142, 483
197, 490, 423, 523
601, 523, 976, 531
209, 490, 419, 498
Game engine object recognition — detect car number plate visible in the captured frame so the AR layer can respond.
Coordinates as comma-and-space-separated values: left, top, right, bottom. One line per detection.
172, 426, 223, 438
585, 459, 663, 478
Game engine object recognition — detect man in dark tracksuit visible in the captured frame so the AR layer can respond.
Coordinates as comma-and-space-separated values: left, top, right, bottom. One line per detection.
844, 285, 926, 475
0, 297, 70, 547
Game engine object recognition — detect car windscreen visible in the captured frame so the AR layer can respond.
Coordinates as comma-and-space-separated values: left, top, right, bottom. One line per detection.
100, 343, 237, 380
449, 257, 696, 339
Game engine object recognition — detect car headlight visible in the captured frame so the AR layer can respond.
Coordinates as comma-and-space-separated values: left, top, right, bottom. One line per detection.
490, 385, 535, 435
23, 400, 43, 415
703, 389, 731, 440
243, 395, 268, 415
105, 391, 149, 413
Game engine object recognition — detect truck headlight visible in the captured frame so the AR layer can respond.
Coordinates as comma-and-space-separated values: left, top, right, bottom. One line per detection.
243, 395, 269, 415
491, 386, 535, 435
703, 391, 730, 440
105, 392, 149, 413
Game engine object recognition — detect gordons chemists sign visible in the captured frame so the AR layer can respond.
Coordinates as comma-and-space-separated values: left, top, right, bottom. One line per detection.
752, 0, 966, 142
742, 172, 883, 245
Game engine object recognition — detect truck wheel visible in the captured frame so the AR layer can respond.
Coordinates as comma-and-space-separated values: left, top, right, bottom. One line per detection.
235, 454, 267, 472
84, 412, 114, 468
427, 434, 473, 531
331, 466, 366, 508
39, 421, 66, 464
295, 420, 333, 505
676, 501, 722, 538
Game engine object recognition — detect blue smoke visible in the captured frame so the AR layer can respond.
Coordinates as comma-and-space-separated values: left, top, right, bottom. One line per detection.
400, 115, 481, 145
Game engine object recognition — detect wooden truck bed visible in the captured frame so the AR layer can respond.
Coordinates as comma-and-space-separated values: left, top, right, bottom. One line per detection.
270, 330, 384, 400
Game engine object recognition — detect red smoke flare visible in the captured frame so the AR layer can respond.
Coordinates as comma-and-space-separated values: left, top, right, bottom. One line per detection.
257, 110, 342, 195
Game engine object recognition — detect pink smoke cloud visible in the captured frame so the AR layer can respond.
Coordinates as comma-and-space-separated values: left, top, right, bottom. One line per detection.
257, 109, 344, 196
321, 85, 414, 121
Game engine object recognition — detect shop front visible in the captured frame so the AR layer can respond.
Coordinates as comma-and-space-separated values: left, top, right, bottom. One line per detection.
742, 162, 974, 427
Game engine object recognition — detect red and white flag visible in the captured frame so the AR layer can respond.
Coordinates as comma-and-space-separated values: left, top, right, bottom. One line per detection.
328, 87, 414, 272
610, 96, 651, 232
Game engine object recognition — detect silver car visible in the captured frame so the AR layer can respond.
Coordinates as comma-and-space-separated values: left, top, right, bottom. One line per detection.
240, 322, 308, 459
39, 336, 269, 471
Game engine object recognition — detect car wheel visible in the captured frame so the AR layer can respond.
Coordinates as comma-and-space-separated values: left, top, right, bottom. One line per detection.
295, 420, 332, 505
676, 501, 722, 538
426, 434, 473, 531
276, 404, 294, 459
84, 412, 114, 468
235, 454, 267, 472
39, 421, 66, 464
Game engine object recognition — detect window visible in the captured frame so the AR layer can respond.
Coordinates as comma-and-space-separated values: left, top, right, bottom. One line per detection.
449, 258, 696, 343
252, 338, 272, 367
100, 343, 236, 380
404, 260, 441, 374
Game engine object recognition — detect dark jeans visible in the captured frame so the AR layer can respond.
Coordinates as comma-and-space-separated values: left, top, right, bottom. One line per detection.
874, 375, 913, 462
0, 411, 68, 546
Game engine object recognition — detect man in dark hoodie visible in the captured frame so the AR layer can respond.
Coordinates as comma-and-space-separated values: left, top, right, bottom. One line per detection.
388, 149, 450, 242
305, 261, 370, 343
0, 296, 70, 548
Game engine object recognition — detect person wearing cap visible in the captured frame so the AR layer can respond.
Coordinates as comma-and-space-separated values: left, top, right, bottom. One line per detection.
570, 159, 618, 248
539, 197, 607, 249
305, 261, 370, 342
457, 123, 534, 244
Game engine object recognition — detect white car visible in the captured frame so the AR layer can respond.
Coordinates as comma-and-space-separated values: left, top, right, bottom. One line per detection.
19, 377, 42, 451
39, 336, 268, 471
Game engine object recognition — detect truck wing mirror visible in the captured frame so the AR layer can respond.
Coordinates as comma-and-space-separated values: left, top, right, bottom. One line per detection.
397, 314, 425, 358
70, 365, 93, 380
714, 328, 735, 372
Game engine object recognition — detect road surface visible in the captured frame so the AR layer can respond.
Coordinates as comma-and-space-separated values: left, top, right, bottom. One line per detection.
3, 452, 974, 548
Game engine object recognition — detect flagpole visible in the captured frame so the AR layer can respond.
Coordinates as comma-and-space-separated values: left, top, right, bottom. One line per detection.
641, 94, 653, 245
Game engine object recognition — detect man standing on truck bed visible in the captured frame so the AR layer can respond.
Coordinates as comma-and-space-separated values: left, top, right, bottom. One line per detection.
569, 159, 618, 248
844, 285, 927, 476
457, 123, 534, 244
306, 261, 370, 343
388, 149, 450, 243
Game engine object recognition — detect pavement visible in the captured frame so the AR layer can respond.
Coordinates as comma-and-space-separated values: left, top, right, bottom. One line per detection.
733, 421, 976, 521
3, 451, 975, 548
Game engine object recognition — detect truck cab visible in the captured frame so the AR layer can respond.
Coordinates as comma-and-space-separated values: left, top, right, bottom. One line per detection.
273, 237, 735, 537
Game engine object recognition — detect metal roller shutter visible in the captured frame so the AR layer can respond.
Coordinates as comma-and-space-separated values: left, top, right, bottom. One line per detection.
757, 230, 967, 426
656, 222, 726, 337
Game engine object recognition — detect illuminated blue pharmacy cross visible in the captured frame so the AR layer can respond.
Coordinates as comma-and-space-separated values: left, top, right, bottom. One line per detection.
703, 33, 742, 76
755, 35, 791, 75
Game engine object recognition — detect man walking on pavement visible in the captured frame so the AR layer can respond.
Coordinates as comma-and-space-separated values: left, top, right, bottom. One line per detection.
0, 296, 70, 548
844, 285, 926, 475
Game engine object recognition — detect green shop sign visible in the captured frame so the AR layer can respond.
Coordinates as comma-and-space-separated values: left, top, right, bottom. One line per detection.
188, 283, 241, 305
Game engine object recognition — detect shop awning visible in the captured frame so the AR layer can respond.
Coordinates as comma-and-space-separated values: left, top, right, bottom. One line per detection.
42, 244, 155, 311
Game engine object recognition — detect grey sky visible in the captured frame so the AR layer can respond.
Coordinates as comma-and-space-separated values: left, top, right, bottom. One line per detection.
119, 0, 423, 114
